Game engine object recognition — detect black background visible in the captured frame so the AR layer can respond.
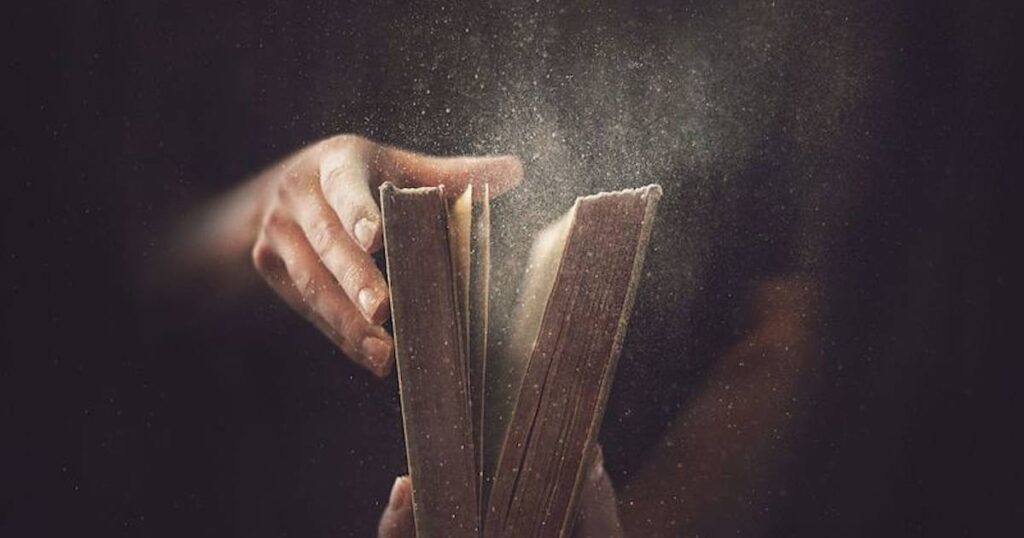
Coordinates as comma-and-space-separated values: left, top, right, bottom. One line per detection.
3, 1, 1020, 536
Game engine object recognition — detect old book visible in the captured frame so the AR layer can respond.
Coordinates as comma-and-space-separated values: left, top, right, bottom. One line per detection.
380, 183, 661, 538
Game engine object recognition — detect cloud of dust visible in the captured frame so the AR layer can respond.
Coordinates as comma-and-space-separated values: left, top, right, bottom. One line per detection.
364, 1, 882, 346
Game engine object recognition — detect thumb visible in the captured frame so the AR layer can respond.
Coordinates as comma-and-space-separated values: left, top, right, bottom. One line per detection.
377, 147, 523, 200
378, 476, 416, 538
574, 446, 623, 538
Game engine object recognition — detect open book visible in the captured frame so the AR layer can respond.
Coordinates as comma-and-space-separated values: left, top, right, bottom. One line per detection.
380, 182, 661, 538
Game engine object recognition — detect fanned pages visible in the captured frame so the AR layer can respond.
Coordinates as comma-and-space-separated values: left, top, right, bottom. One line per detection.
381, 182, 661, 538
468, 183, 491, 503
482, 208, 572, 499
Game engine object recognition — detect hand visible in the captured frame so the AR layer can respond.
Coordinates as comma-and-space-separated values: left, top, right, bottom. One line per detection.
248, 135, 522, 376
377, 447, 622, 538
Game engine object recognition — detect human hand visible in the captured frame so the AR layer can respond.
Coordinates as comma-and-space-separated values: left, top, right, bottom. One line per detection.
377, 448, 622, 538
249, 135, 522, 376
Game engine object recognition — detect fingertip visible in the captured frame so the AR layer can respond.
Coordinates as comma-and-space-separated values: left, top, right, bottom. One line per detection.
388, 475, 412, 511
354, 215, 383, 253
358, 286, 392, 325
501, 154, 524, 185
593, 444, 606, 469
379, 475, 415, 538
481, 155, 523, 198
372, 355, 396, 379
384, 148, 523, 198
360, 332, 394, 378
317, 147, 383, 254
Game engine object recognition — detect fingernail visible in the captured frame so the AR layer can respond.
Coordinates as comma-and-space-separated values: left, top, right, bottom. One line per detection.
358, 288, 380, 320
354, 217, 378, 252
361, 336, 392, 374
388, 476, 409, 510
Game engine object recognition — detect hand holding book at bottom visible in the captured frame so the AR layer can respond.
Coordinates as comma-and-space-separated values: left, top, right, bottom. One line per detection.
378, 447, 623, 538
380, 184, 660, 537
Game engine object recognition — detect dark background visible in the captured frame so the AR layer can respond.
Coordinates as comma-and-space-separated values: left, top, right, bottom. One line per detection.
3, 1, 1020, 536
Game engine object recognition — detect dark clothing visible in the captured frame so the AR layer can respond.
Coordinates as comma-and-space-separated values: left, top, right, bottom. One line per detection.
4, 1, 1016, 536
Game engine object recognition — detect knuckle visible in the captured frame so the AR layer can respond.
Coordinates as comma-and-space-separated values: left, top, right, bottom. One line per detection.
337, 309, 366, 342
340, 262, 368, 290
262, 209, 288, 233
325, 133, 365, 151
322, 156, 360, 187
308, 218, 343, 255
273, 179, 292, 204
320, 136, 375, 186
250, 236, 274, 273
275, 167, 306, 202
295, 271, 319, 304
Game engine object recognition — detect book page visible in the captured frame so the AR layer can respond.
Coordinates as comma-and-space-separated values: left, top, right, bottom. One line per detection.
482, 207, 574, 502
484, 185, 661, 537
468, 184, 490, 500
448, 186, 473, 411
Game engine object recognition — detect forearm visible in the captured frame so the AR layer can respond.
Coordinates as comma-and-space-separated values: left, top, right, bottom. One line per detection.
147, 169, 274, 301
179, 173, 268, 284
148, 134, 522, 374
618, 277, 818, 536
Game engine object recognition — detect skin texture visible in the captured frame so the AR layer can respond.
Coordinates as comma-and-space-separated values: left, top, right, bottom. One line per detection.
183, 134, 522, 376
185, 135, 628, 535
186, 136, 812, 535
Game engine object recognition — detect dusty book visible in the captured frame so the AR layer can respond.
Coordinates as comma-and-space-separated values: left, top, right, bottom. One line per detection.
379, 182, 661, 538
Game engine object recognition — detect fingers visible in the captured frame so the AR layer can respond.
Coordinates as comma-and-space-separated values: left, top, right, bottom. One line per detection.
248, 134, 523, 378
317, 136, 523, 256
378, 476, 416, 538
251, 217, 393, 376
317, 138, 385, 253
379, 147, 524, 199
292, 191, 390, 325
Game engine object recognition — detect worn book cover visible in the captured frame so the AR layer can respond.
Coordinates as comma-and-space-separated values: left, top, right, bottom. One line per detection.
381, 183, 661, 538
